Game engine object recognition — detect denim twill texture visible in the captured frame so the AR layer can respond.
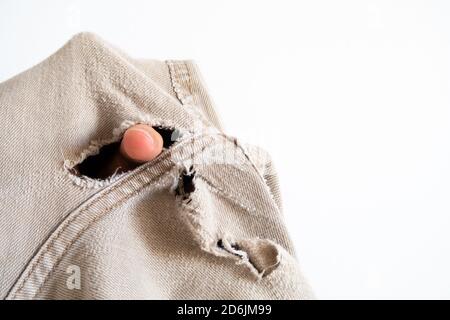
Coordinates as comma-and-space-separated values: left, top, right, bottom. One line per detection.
0, 33, 314, 299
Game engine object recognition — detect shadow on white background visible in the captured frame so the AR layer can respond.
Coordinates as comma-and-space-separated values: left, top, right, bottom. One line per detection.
1, 0, 449, 299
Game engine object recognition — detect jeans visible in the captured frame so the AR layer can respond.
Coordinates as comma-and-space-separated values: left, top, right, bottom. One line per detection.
0, 33, 314, 299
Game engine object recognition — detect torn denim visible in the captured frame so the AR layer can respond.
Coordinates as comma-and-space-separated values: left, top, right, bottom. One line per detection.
0, 33, 314, 299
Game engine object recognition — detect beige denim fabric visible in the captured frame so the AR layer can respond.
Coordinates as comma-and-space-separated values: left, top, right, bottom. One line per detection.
0, 33, 314, 300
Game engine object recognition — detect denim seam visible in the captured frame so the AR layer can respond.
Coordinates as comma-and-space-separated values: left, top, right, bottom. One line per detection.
166, 60, 193, 105
31, 171, 173, 299
8, 135, 218, 299
7, 134, 264, 299
166, 60, 211, 125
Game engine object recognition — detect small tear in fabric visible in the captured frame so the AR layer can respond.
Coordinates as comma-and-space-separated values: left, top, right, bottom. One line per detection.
175, 165, 196, 200
217, 238, 281, 278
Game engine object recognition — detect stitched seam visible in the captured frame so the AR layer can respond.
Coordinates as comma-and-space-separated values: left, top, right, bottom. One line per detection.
10, 134, 217, 299
11, 147, 175, 298
167, 60, 193, 105
166, 60, 210, 125
35, 166, 262, 298
31, 171, 172, 299
10, 133, 266, 299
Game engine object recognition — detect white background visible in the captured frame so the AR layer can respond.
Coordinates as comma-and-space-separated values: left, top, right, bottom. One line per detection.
1, 0, 450, 299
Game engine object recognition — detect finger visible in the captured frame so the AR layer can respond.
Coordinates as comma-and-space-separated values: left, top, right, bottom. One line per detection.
119, 124, 164, 163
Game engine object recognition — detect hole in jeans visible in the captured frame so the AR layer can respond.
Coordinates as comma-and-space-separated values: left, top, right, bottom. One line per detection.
175, 165, 196, 200
154, 126, 179, 148
217, 238, 281, 278
71, 126, 177, 180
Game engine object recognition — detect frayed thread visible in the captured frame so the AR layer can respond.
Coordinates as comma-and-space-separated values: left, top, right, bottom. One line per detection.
217, 237, 281, 279
171, 164, 280, 280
